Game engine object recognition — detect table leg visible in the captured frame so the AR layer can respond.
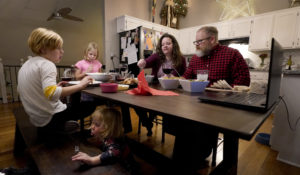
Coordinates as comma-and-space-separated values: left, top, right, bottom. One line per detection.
120, 105, 132, 133
210, 134, 239, 175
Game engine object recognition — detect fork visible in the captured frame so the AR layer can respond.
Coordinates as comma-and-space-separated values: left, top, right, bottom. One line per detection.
74, 145, 80, 154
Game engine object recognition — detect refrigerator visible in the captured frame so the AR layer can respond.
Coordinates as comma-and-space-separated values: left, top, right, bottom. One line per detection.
119, 26, 164, 77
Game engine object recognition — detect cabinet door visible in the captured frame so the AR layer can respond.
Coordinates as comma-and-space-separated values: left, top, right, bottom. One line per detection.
179, 28, 191, 55
295, 13, 300, 48
126, 17, 142, 31
188, 27, 198, 55
249, 14, 274, 51
231, 18, 251, 38
117, 16, 126, 33
273, 10, 298, 49
216, 22, 230, 40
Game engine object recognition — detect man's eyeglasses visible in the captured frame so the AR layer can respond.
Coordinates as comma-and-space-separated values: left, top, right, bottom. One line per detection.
193, 37, 211, 45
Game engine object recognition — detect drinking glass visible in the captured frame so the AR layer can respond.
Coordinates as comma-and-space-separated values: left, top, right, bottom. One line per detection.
197, 70, 208, 81
162, 63, 173, 77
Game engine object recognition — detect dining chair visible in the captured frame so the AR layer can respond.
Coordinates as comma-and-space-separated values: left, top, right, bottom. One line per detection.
138, 112, 165, 143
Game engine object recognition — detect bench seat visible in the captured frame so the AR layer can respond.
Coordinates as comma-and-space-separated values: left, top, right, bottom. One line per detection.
13, 106, 130, 175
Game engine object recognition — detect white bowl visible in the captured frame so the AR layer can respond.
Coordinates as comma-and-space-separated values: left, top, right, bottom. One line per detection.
86, 72, 111, 82
179, 79, 209, 92
158, 78, 179, 90
145, 75, 154, 83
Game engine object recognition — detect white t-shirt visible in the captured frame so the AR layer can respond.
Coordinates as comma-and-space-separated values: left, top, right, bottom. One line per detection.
17, 56, 66, 127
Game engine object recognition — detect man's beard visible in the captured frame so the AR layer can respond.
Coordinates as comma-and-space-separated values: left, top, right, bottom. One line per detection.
196, 50, 205, 57
196, 49, 210, 57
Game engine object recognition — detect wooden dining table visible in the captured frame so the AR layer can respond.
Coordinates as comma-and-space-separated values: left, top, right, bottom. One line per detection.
82, 85, 275, 175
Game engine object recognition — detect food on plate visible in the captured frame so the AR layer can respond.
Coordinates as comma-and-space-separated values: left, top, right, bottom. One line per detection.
161, 76, 181, 80
118, 84, 129, 91
122, 78, 138, 85
187, 79, 205, 82
233, 85, 250, 92
210, 80, 233, 89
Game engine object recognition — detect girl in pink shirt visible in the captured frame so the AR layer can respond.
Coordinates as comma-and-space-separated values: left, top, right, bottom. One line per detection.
75, 42, 102, 80
74, 42, 102, 102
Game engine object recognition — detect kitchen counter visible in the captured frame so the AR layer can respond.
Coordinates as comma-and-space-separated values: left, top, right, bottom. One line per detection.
283, 69, 300, 75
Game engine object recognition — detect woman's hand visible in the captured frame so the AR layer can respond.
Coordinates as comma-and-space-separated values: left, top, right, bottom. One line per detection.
71, 152, 101, 165
137, 59, 146, 69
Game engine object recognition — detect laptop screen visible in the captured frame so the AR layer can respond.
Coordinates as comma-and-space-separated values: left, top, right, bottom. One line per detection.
266, 38, 284, 109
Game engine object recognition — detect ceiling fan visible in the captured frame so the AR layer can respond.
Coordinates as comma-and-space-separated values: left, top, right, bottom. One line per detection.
47, 7, 84, 22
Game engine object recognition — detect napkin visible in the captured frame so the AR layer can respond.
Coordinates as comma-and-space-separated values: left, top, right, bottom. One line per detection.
126, 70, 178, 96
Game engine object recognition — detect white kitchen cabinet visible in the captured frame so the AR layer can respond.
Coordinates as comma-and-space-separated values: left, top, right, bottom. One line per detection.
216, 22, 231, 40
117, 15, 179, 40
231, 18, 252, 38
273, 10, 300, 49
216, 18, 251, 40
117, 15, 143, 33
178, 27, 198, 55
179, 28, 191, 55
152, 24, 180, 40
249, 14, 274, 51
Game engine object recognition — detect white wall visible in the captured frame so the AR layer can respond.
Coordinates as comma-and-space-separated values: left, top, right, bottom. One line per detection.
179, 0, 290, 28
0, 0, 292, 70
0, 0, 104, 66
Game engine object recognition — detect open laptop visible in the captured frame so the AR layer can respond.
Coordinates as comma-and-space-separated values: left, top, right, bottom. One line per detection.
198, 38, 283, 112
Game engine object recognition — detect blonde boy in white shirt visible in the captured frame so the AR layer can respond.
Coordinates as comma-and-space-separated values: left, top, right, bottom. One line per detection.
18, 27, 95, 133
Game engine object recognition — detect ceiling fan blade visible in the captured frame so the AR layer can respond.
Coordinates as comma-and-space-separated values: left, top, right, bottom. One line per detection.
63, 15, 84, 22
57, 7, 72, 15
47, 14, 54, 21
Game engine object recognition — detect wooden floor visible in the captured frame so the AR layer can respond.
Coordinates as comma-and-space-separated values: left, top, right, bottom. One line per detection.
1, 102, 300, 175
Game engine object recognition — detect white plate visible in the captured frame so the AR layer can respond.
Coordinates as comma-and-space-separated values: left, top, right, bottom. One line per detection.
68, 80, 102, 85
205, 87, 233, 92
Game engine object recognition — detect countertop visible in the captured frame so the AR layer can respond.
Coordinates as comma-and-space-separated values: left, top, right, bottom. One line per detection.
283, 69, 300, 75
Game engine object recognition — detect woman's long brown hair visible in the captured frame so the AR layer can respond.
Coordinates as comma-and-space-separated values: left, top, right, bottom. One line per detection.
156, 33, 183, 72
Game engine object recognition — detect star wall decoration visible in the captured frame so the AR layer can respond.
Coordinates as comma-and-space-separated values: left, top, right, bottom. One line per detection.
216, 0, 254, 21
290, 0, 300, 7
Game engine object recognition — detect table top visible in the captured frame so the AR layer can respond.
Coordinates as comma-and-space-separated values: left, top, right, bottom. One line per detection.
83, 86, 273, 140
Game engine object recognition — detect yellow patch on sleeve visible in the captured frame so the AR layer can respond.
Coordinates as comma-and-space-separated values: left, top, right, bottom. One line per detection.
44, 85, 57, 100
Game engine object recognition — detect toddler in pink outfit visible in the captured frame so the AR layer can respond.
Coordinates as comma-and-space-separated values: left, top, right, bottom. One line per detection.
75, 42, 102, 80
74, 42, 102, 102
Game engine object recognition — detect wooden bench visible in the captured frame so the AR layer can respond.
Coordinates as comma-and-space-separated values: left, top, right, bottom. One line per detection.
13, 106, 130, 175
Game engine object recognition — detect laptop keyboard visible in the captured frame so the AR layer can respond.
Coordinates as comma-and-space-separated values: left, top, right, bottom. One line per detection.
224, 93, 265, 105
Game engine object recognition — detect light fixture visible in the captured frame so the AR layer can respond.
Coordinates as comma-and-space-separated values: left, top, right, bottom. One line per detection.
217, 0, 254, 21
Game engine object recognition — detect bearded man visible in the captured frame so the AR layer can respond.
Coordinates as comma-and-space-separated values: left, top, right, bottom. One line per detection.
183, 26, 250, 87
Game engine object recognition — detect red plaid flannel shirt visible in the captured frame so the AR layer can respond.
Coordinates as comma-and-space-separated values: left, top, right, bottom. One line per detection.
183, 44, 250, 87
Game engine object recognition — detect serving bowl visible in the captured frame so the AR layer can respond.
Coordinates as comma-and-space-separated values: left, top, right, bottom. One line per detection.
100, 83, 118, 93
179, 79, 209, 92
86, 72, 111, 82
145, 75, 154, 84
158, 78, 179, 90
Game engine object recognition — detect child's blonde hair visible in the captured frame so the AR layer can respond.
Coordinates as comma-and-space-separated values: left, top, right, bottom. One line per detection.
84, 42, 99, 60
28, 27, 63, 55
92, 107, 123, 139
